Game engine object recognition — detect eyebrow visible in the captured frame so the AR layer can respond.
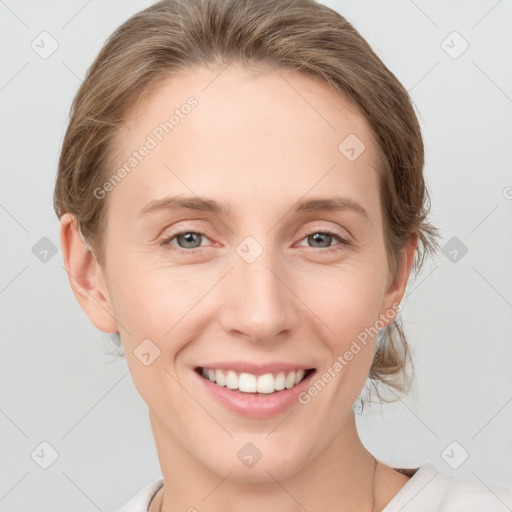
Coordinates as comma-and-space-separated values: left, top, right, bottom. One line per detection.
138, 194, 369, 220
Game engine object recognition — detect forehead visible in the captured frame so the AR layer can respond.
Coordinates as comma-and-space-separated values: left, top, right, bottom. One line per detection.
120, 63, 377, 149
107, 64, 382, 220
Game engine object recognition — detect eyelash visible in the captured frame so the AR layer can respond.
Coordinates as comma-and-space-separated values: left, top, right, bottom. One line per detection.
298, 229, 351, 253
160, 230, 211, 256
160, 229, 350, 256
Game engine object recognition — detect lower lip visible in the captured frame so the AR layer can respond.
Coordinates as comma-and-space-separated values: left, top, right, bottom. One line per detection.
194, 370, 316, 419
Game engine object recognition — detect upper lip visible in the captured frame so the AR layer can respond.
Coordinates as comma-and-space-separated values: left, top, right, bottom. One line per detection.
195, 361, 315, 376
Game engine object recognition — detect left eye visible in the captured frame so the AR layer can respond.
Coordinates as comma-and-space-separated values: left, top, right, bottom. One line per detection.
298, 230, 347, 250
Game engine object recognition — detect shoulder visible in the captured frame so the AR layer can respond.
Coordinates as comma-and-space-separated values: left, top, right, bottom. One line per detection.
114, 478, 164, 512
382, 463, 512, 512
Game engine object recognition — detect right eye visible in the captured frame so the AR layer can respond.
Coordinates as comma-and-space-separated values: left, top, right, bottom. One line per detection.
160, 230, 213, 254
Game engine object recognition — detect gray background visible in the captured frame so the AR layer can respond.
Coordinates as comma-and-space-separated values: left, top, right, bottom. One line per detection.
1, 0, 511, 510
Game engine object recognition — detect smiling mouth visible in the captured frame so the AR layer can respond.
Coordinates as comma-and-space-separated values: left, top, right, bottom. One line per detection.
195, 367, 316, 394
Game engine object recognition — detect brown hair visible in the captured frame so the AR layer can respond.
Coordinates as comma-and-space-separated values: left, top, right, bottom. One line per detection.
54, 0, 439, 402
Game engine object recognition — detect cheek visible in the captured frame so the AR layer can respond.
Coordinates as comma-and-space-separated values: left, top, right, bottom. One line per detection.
108, 246, 389, 356
300, 263, 388, 338
297, 264, 389, 402
105, 263, 209, 400
106, 269, 189, 415
107, 264, 189, 338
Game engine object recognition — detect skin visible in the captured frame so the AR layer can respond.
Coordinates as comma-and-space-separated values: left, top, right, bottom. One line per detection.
60, 64, 416, 511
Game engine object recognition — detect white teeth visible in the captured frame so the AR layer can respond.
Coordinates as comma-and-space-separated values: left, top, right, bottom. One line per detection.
256, 373, 275, 394
200, 368, 309, 393
294, 369, 305, 385
285, 372, 295, 389
225, 370, 238, 390
215, 369, 226, 387
274, 372, 286, 391
239, 373, 257, 392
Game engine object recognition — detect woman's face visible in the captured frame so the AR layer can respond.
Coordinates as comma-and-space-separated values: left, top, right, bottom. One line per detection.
86, 64, 412, 481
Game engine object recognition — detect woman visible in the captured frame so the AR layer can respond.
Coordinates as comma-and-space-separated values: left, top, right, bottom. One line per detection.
54, 0, 512, 510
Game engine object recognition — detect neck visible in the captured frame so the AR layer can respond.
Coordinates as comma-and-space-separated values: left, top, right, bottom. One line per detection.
149, 410, 378, 512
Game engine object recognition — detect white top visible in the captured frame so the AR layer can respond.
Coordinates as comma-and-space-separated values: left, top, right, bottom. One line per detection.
115, 463, 512, 511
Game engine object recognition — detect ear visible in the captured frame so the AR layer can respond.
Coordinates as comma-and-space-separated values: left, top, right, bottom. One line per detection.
60, 213, 118, 333
378, 235, 418, 324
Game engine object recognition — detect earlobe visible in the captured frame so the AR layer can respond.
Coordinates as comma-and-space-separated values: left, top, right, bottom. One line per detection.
60, 213, 119, 333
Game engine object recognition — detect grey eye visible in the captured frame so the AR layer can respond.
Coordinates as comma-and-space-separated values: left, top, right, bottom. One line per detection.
175, 232, 203, 249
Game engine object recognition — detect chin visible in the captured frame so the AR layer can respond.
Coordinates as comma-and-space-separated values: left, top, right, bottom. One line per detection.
199, 438, 312, 484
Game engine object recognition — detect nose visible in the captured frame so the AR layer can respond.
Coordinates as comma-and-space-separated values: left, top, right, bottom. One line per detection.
218, 244, 299, 345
